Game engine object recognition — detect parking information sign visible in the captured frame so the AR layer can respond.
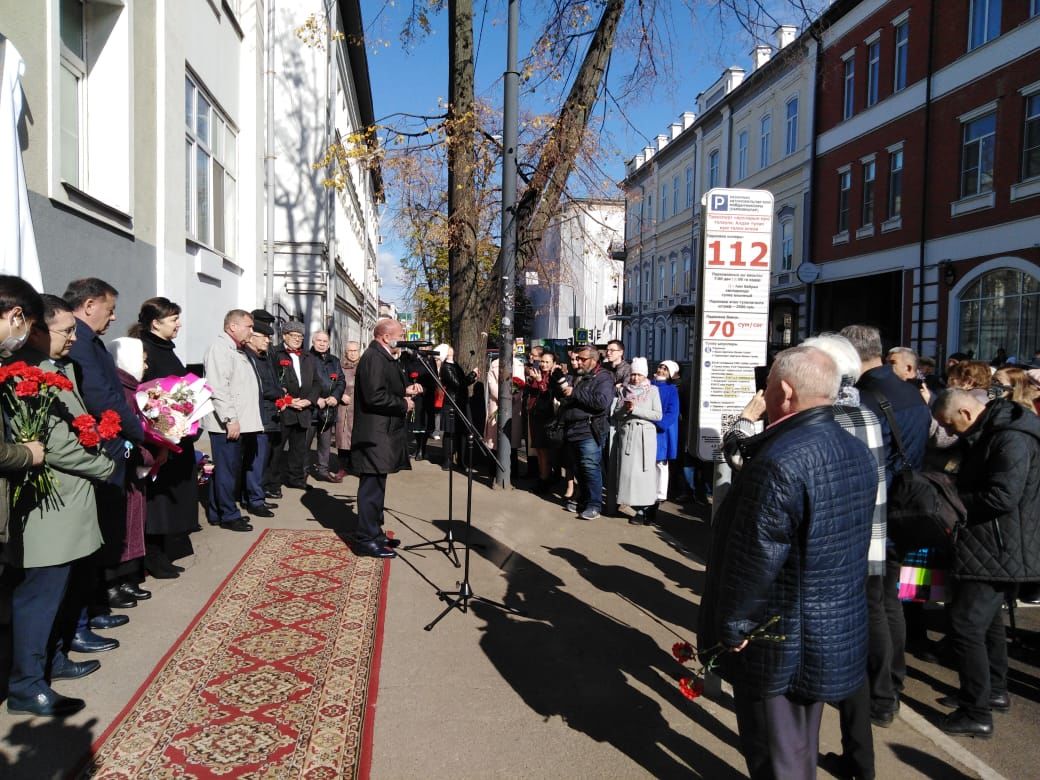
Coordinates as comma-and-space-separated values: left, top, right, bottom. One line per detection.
696, 188, 774, 461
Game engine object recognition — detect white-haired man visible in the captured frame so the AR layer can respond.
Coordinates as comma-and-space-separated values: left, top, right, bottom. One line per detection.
700, 346, 877, 778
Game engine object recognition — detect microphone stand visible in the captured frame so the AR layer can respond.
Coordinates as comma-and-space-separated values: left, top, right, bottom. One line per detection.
402, 351, 527, 632
403, 351, 461, 567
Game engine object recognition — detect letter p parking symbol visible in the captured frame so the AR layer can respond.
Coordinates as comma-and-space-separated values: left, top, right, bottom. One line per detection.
711, 193, 729, 212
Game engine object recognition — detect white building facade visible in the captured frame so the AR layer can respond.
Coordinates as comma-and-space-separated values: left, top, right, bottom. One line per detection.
1, 0, 380, 364
528, 198, 625, 345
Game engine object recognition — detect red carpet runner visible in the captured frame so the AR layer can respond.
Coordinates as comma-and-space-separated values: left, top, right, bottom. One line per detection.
80, 529, 390, 779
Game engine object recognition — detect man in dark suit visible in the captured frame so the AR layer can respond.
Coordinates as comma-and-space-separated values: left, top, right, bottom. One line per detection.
64, 278, 147, 648
351, 319, 424, 558
270, 320, 320, 489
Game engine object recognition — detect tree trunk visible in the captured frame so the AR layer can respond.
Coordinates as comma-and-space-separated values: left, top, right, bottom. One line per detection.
446, 0, 482, 372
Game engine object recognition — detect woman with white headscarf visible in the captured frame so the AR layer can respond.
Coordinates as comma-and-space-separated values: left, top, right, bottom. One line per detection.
612, 357, 662, 524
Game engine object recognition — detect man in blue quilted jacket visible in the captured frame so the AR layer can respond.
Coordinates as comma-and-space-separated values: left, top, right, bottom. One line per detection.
700, 346, 877, 779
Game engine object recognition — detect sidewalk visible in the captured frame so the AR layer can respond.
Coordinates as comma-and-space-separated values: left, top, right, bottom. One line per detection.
1, 447, 1032, 778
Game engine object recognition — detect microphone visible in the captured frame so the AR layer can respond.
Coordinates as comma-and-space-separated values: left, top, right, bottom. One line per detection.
397, 339, 435, 350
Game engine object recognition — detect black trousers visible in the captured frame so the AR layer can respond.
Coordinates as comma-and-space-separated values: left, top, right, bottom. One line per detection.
734, 686, 824, 780
867, 553, 905, 713
356, 474, 387, 541
272, 423, 309, 485
6, 563, 71, 699
836, 678, 875, 779
949, 579, 1010, 723
261, 430, 284, 492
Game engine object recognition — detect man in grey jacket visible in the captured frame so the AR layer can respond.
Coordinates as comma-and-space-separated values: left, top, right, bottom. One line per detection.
202, 310, 261, 532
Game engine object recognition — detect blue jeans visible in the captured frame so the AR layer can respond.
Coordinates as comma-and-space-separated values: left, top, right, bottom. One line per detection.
569, 436, 603, 512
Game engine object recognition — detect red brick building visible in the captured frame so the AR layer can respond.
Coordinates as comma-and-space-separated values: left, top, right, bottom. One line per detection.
811, 0, 1040, 362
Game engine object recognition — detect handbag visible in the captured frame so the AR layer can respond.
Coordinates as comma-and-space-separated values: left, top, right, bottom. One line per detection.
544, 419, 565, 448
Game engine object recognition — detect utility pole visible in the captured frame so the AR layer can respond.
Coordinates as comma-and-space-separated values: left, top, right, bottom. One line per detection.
495, 0, 519, 489
264, 0, 276, 312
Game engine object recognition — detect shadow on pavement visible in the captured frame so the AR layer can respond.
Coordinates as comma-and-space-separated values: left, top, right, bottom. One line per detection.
463, 525, 744, 778
887, 744, 974, 779
619, 543, 705, 599
2, 716, 97, 779
300, 486, 357, 539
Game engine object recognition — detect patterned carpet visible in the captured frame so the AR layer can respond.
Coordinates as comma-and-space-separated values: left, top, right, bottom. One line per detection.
80, 529, 390, 779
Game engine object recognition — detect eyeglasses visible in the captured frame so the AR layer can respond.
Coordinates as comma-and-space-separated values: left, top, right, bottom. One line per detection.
49, 326, 76, 339
605, 348, 622, 354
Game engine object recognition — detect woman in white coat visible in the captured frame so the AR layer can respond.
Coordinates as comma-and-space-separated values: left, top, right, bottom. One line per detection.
612, 358, 662, 524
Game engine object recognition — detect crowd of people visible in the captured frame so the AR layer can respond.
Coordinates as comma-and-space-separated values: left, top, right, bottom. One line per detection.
3, 269, 1039, 780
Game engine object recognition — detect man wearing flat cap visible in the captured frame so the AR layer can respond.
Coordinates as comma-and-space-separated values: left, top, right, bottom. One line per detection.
241, 317, 283, 517
270, 320, 321, 489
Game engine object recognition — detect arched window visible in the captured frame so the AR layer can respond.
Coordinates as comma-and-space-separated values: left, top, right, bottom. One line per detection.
957, 268, 1040, 361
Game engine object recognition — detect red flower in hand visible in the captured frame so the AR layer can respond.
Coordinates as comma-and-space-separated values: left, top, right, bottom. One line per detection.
275, 394, 295, 410
14, 380, 40, 397
43, 372, 73, 391
72, 414, 101, 447
409, 371, 419, 380
671, 641, 695, 664
279, 359, 292, 367
678, 677, 704, 701
97, 410, 122, 440
330, 373, 339, 379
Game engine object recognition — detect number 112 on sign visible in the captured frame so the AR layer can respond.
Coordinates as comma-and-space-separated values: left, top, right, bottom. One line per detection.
706, 240, 769, 268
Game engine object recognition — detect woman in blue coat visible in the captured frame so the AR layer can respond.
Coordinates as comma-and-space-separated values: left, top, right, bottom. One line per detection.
650, 360, 681, 522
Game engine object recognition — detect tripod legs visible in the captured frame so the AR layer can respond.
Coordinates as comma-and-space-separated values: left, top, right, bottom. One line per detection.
403, 527, 461, 567
424, 582, 525, 631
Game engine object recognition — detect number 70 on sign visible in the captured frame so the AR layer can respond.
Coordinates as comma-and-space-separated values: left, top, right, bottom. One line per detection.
706, 239, 769, 267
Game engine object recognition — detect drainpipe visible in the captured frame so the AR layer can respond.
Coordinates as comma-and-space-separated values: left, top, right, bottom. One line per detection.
805, 25, 824, 336
264, 0, 276, 313
324, 0, 336, 345
916, 0, 936, 354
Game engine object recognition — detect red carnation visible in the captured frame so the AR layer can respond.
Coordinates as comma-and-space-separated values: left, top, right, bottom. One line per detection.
671, 641, 695, 664
14, 380, 40, 398
409, 372, 419, 380
21, 366, 45, 382
330, 373, 339, 379
43, 372, 73, 391
678, 677, 703, 701
275, 394, 295, 410
279, 359, 292, 367
98, 410, 122, 440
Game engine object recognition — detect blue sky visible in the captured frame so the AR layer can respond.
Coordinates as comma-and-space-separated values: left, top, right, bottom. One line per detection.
362, 0, 817, 309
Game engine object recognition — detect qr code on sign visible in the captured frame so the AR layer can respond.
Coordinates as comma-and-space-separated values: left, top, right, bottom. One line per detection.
720, 413, 740, 435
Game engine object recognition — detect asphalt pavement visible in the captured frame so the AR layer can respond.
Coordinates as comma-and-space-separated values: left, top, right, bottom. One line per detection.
1, 441, 1038, 778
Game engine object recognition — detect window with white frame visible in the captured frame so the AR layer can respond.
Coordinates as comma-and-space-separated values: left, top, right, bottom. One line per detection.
1023, 94, 1040, 180
957, 269, 1040, 361
672, 175, 679, 215
760, 115, 771, 168
888, 148, 904, 217
785, 99, 798, 155
862, 159, 876, 225
660, 184, 668, 221
59, 0, 85, 186
960, 112, 996, 197
186, 74, 238, 255
843, 56, 855, 120
633, 267, 641, 303
737, 130, 749, 179
838, 169, 851, 232
893, 19, 909, 92
670, 255, 677, 295
780, 219, 794, 271
866, 40, 880, 106
643, 264, 651, 301
682, 249, 692, 291
658, 258, 666, 298
58, 0, 130, 209
709, 150, 720, 188
969, 0, 1001, 50
685, 165, 693, 207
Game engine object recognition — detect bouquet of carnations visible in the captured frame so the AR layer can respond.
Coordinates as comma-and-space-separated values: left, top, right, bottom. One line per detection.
671, 616, 786, 702
135, 373, 214, 448
0, 361, 75, 508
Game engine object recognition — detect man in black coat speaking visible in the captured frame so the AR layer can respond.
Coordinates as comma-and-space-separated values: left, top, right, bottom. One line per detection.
350, 319, 424, 558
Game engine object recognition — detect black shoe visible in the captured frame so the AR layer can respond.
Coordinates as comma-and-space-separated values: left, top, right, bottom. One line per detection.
379, 536, 402, 549
120, 582, 151, 601
629, 511, 647, 526
7, 690, 85, 717
69, 629, 120, 653
147, 566, 179, 580
939, 693, 1010, 712
245, 504, 275, 518
265, 489, 283, 499
940, 710, 993, 738
221, 518, 254, 532
51, 657, 101, 681
89, 613, 129, 630
262, 502, 278, 510
170, 563, 186, 572
870, 706, 897, 728
355, 540, 397, 559
106, 586, 137, 609
284, 480, 309, 489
